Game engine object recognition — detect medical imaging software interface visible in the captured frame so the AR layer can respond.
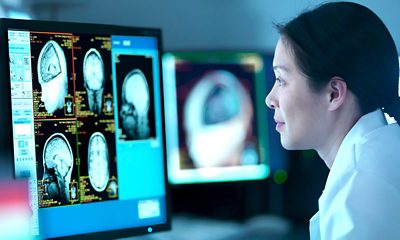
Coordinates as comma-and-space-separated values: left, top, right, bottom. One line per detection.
9, 29, 166, 238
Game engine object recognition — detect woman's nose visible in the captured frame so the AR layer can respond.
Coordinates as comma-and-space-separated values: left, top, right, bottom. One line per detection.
265, 90, 277, 109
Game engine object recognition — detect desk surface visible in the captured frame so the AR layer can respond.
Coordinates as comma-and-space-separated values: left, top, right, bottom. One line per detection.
120, 214, 308, 240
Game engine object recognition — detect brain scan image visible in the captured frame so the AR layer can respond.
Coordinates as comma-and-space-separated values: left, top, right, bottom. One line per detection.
183, 70, 254, 168
108, 180, 117, 197
42, 133, 74, 204
71, 185, 77, 200
66, 99, 73, 114
37, 40, 68, 114
120, 69, 150, 140
106, 98, 113, 112
88, 132, 110, 192
83, 48, 105, 114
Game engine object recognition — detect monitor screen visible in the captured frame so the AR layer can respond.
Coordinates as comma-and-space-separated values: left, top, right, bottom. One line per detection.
1, 18, 170, 239
163, 52, 270, 184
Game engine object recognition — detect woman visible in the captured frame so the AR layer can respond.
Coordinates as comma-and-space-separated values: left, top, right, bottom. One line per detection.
265, 2, 400, 239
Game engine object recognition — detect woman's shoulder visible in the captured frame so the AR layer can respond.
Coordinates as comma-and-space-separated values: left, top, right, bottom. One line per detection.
359, 122, 400, 147
353, 123, 400, 189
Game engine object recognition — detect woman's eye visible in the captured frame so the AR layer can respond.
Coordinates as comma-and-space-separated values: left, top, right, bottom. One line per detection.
276, 77, 285, 86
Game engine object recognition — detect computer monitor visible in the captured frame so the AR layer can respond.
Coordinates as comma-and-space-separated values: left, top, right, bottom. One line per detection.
163, 51, 270, 184
0, 18, 170, 239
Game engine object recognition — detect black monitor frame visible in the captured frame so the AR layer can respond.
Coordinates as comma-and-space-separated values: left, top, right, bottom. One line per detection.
0, 18, 171, 240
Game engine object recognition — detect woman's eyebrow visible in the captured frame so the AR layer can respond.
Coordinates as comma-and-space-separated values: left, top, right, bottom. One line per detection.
272, 65, 289, 73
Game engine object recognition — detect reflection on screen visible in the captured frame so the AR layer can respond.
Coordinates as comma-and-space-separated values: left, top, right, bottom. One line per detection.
163, 52, 270, 184
8, 22, 167, 239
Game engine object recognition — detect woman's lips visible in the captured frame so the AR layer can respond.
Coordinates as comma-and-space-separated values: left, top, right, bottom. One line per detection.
274, 119, 285, 132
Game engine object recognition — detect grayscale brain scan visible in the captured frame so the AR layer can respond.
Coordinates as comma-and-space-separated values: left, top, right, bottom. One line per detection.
42, 133, 74, 203
83, 48, 105, 114
183, 70, 254, 168
37, 40, 68, 114
88, 132, 110, 192
120, 69, 150, 140
66, 99, 73, 114
71, 185, 77, 200
109, 180, 117, 196
106, 99, 112, 112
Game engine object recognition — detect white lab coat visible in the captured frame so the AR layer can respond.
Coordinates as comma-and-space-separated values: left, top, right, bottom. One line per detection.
310, 109, 400, 240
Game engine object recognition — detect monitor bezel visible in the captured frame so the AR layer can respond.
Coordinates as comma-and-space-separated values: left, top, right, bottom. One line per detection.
0, 18, 171, 240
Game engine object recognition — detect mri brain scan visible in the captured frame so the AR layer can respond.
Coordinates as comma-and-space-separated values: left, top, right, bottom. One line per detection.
42, 133, 73, 203
83, 48, 105, 114
37, 40, 68, 114
184, 70, 253, 168
88, 132, 109, 192
120, 69, 150, 140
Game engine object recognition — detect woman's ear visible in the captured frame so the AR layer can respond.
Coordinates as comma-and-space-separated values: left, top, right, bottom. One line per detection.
326, 76, 347, 111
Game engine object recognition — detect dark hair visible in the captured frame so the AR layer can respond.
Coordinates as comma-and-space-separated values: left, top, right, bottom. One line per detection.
275, 1, 400, 122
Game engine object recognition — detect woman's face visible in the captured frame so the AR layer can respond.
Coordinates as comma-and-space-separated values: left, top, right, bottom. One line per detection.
266, 38, 328, 150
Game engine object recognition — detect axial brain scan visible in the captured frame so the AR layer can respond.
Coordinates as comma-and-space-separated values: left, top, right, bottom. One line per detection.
88, 132, 109, 192
120, 69, 150, 140
37, 40, 68, 114
184, 70, 254, 168
42, 133, 74, 203
83, 48, 105, 114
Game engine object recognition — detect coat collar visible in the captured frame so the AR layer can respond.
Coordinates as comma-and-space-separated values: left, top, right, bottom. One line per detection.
325, 108, 387, 189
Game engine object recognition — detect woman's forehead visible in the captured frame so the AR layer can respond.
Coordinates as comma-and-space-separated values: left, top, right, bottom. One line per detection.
273, 38, 297, 74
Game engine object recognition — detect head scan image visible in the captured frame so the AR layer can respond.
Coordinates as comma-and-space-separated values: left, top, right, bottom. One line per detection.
37, 40, 68, 114
42, 133, 74, 203
120, 69, 150, 140
88, 132, 109, 192
83, 48, 105, 114
184, 70, 254, 168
